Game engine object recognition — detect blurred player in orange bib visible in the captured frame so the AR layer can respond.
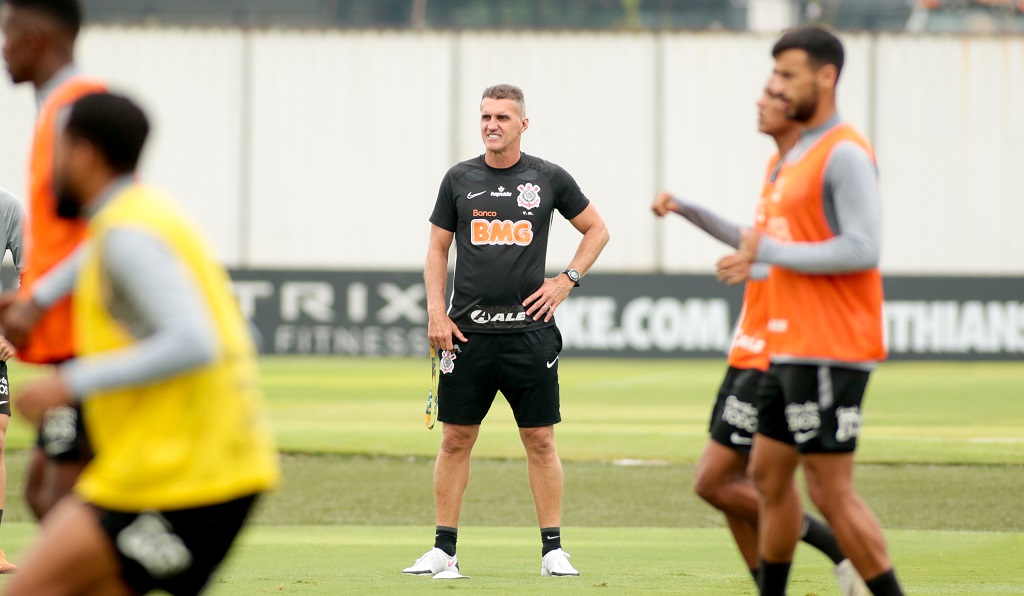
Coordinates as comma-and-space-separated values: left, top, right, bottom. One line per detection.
0, 0, 106, 519
652, 85, 868, 595
716, 26, 903, 596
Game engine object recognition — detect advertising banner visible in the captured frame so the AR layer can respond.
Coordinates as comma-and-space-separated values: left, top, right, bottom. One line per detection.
229, 270, 1024, 361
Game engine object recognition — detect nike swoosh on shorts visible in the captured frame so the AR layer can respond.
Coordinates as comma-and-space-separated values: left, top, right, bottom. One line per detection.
729, 432, 753, 446
794, 430, 819, 444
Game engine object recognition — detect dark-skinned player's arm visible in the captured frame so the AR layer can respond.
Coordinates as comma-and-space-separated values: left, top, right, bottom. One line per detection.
524, 203, 610, 322
424, 224, 467, 353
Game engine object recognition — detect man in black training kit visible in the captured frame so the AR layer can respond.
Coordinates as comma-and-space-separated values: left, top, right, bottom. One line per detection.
403, 84, 609, 579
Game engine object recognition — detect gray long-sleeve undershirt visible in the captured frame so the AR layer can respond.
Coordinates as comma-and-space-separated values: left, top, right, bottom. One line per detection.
58, 223, 217, 400
0, 188, 25, 275
32, 243, 82, 308
670, 197, 769, 280
755, 117, 881, 273
671, 197, 742, 248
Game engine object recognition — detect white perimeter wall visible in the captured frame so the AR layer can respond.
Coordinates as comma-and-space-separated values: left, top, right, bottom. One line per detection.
0, 28, 1020, 275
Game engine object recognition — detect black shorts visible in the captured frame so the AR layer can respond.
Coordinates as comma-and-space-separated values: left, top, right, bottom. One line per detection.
437, 326, 562, 428
0, 361, 10, 416
94, 494, 259, 596
36, 403, 93, 462
756, 363, 870, 454
708, 367, 763, 455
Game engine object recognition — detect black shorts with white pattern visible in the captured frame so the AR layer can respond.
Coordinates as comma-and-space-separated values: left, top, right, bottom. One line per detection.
37, 402, 93, 462
708, 366, 764, 455
756, 363, 870, 454
94, 494, 259, 596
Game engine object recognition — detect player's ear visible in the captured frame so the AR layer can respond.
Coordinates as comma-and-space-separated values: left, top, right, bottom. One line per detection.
521, 116, 529, 133
818, 64, 838, 91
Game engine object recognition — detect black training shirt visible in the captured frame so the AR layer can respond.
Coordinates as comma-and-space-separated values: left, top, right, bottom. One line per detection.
429, 153, 590, 334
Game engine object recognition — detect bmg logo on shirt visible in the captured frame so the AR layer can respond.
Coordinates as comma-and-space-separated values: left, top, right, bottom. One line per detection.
471, 218, 533, 246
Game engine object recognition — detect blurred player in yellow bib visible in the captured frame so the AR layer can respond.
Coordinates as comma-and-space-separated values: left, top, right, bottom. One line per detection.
8, 92, 279, 596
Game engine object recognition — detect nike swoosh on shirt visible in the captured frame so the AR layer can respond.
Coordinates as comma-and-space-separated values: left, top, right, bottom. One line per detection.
546, 357, 559, 368
794, 430, 819, 444
466, 191, 486, 199
729, 432, 753, 446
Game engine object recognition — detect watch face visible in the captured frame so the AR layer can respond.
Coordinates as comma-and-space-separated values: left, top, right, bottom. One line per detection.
566, 269, 580, 282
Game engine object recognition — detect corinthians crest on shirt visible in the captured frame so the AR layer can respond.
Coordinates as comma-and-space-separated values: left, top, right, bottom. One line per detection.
517, 183, 541, 210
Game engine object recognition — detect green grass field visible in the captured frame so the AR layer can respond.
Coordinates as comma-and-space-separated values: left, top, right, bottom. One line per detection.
0, 358, 1022, 594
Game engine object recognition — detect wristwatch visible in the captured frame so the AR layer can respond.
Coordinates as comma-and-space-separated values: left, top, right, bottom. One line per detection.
562, 268, 581, 287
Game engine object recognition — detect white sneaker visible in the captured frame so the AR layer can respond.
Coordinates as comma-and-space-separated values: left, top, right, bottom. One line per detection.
541, 548, 580, 577
402, 547, 459, 576
834, 559, 871, 596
